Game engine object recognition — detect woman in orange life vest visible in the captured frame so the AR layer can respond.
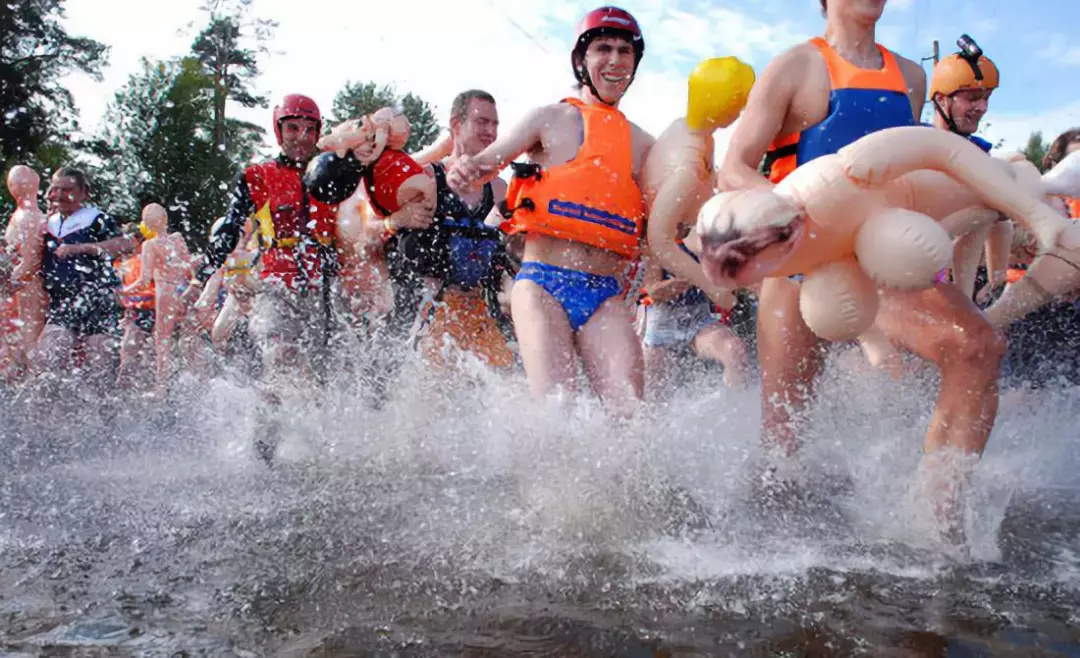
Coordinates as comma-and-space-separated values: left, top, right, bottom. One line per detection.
114, 221, 157, 389
445, 6, 655, 413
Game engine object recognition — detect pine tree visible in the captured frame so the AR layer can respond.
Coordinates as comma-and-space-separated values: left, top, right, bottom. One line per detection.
1, 0, 108, 214
96, 57, 263, 249
189, 0, 275, 150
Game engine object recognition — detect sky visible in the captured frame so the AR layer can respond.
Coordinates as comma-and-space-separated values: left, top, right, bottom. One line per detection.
60, 0, 1080, 163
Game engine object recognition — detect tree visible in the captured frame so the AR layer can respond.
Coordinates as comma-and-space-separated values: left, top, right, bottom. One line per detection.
1022, 131, 1050, 173
1, 0, 109, 215
96, 56, 264, 250
189, 0, 275, 150
329, 82, 440, 153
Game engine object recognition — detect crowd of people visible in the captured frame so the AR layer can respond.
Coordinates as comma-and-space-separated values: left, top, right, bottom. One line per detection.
2, 0, 1079, 548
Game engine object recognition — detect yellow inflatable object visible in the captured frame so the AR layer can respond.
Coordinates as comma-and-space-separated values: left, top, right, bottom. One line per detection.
137, 222, 157, 240
686, 56, 755, 131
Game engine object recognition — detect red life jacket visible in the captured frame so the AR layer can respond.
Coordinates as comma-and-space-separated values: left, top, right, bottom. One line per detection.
244, 159, 339, 290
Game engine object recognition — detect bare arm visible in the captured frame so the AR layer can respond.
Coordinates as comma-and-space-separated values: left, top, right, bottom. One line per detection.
462, 105, 558, 185
716, 49, 802, 192
896, 56, 928, 122
646, 164, 716, 294
211, 293, 243, 349
412, 133, 454, 166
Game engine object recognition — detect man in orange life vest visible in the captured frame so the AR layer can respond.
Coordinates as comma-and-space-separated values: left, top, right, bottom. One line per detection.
716, 0, 1006, 540
446, 6, 654, 414
185, 93, 341, 463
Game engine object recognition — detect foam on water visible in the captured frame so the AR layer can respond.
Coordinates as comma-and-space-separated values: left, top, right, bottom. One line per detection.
2, 342, 1079, 653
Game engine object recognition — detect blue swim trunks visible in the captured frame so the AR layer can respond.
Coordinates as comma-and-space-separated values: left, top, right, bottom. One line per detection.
515, 261, 623, 332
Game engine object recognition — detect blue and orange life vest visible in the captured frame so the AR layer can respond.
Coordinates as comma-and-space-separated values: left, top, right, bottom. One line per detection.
501, 97, 646, 260
763, 37, 916, 184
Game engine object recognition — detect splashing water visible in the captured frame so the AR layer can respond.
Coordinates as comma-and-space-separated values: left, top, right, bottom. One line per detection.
1, 342, 1079, 656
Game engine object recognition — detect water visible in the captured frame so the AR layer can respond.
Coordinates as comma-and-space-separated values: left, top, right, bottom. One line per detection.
1, 348, 1079, 656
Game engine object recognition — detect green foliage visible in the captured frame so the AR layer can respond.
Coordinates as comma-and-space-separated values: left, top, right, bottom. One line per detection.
189, 0, 275, 149
1022, 131, 1050, 173
0, 0, 108, 216
95, 56, 263, 250
330, 82, 440, 153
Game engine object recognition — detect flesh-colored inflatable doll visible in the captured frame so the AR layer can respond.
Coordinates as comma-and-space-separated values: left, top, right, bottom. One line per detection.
4, 164, 48, 362
318, 107, 452, 219
126, 203, 193, 389
642, 56, 754, 307
335, 186, 392, 319
696, 126, 1080, 341
981, 148, 1080, 327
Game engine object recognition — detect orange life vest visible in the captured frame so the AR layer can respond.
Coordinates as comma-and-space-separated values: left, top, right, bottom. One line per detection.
116, 254, 155, 310
501, 97, 645, 259
764, 37, 913, 184
1064, 196, 1080, 219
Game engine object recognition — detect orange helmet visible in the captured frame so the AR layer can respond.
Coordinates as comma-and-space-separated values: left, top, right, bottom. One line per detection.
930, 52, 999, 98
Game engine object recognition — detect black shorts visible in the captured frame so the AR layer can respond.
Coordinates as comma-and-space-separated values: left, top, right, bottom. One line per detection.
46, 287, 121, 337
124, 307, 155, 334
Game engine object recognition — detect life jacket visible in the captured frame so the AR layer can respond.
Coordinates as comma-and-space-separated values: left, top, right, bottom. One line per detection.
362, 150, 427, 218
42, 206, 122, 295
116, 254, 155, 310
1064, 196, 1080, 219
763, 37, 915, 183
500, 97, 645, 259
386, 163, 512, 332
386, 163, 501, 288
244, 158, 339, 289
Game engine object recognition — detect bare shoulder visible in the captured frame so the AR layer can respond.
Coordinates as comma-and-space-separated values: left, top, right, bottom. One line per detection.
894, 52, 927, 87
628, 120, 657, 149
490, 176, 508, 200
765, 40, 819, 78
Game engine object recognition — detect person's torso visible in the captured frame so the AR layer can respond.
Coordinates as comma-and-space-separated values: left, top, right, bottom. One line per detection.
500, 97, 646, 262
246, 159, 338, 288
389, 162, 505, 293
42, 206, 120, 293
764, 37, 916, 183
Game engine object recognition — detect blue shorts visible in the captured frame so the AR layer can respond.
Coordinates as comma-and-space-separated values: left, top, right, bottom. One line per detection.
515, 262, 623, 332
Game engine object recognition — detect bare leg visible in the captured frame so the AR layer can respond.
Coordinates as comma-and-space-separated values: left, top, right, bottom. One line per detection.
32, 324, 75, 378
642, 345, 670, 401
875, 284, 1006, 541
576, 298, 644, 416
15, 279, 46, 367
510, 279, 579, 400
153, 287, 183, 393
692, 322, 750, 388
116, 319, 151, 389
757, 277, 826, 456
857, 324, 906, 379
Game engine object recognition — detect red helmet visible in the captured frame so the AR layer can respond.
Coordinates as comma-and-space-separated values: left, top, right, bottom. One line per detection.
272, 94, 322, 145
571, 6, 645, 86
